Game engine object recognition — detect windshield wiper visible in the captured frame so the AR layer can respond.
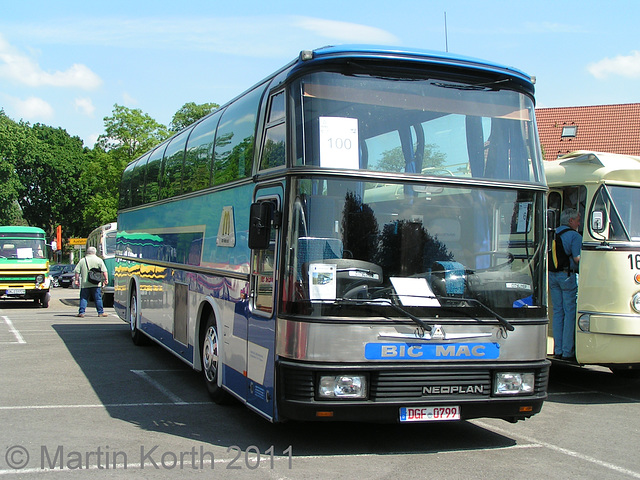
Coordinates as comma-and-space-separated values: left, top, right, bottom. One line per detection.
336, 294, 514, 332
456, 297, 515, 331
335, 298, 432, 332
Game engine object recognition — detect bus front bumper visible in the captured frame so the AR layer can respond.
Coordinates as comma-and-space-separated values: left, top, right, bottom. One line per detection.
276, 359, 549, 423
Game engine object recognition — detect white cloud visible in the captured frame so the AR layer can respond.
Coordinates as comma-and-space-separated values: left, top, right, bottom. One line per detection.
293, 17, 399, 44
0, 33, 102, 89
588, 51, 640, 79
75, 97, 95, 116
11, 96, 54, 121
0, 16, 399, 57
122, 92, 138, 106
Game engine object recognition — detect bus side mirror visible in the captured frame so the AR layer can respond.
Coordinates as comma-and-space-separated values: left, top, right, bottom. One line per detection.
591, 210, 605, 233
248, 202, 272, 250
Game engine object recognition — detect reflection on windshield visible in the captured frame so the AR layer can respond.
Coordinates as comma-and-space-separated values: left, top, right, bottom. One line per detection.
282, 177, 544, 318
295, 71, 543, 184
604, 186, 640, 241
0, 239, 46, 259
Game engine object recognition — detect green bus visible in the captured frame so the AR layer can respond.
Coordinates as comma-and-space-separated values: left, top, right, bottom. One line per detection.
0, 226, 50, 307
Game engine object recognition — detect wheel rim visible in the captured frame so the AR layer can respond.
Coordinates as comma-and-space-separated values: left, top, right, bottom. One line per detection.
130, 294, 137, 332
203, 326, 219, 383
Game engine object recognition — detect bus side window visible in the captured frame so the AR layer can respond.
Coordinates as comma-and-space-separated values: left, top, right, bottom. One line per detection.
213, 86, 266, 185
130, 153, 150, 208
119, 161, 136, 209
160, 129, 189, 200
259, 91, 286, 171
183, 111, 223, 194
145, 145, 165, 203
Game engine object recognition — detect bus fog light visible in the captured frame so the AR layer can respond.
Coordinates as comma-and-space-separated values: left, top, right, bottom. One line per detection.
632, 293, 640, 313
494, 372, 534, 395
318, 375, 367, 399
578, 314, 591, 332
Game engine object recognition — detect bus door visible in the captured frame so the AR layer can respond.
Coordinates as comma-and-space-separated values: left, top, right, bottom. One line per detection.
246, 186, 283, 419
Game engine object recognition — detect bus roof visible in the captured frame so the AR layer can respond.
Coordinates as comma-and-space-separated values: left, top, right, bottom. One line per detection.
544, 151, 640, 185
301, 45, 533, 80
0, 226, 46, 235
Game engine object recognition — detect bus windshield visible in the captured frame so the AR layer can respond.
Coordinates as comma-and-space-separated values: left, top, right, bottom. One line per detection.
0, 234, 46, 259
592, 185, 640, 241
295, 71, 543, 184
105, 230, 117, 256
282, 177, 544, 319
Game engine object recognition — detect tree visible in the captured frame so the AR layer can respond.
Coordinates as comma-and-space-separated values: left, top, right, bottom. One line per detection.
374, 143, 447, 173
0, 112, 28, 224
16, 124, 88, 237
169, 102, 219, 132
98, 104, 169, 161
80, 147, 122, 228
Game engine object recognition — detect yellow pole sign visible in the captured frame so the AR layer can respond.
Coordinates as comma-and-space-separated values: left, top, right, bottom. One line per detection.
68, 238, 87, 246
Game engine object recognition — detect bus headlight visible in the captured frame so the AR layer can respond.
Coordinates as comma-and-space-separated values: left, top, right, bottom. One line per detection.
494, 372, 534, 395
35, 274, 45, 284
578, 314, 591, 332
318, 375, 367, 399
632, 293, 640, 313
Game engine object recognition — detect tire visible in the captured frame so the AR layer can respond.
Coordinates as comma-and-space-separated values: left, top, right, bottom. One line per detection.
40, 292, 50, 308
202, 313, 231, 404
129, 289, 147, 346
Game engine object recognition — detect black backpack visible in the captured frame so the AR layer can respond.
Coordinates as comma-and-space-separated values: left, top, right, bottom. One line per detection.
549, 228, 571, 272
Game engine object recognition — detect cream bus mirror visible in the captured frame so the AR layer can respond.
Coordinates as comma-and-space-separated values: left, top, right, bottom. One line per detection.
248, 202, 272, 250
591, 211, 605, 233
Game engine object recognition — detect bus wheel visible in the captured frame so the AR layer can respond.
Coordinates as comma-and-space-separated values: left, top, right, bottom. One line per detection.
40, 292, 50, 308
202, 313, 231, 404
129, 290, 147, 346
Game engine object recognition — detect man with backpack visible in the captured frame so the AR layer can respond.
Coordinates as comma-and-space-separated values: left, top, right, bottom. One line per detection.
549, 208, 582, 360
73, 246, 109, 318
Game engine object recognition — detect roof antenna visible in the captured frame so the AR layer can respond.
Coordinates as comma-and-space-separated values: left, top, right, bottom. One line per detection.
444, 11, 449, 52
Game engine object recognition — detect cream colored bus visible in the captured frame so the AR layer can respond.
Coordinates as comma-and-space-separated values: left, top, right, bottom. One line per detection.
545, 151, 640, 374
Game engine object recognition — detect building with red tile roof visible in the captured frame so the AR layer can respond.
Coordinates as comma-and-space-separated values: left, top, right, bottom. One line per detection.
535, 103, 640, 162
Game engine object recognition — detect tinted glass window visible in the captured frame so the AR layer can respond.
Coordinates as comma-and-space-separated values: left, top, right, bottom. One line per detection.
213, 86, 265, 185
119, 161, 136, 209
144, 145, 165, 204
130, 153, 150, 207
160, 130, 189, 200
183, 111, 223, 194
260, 124, 286, 170
268, 91, 285, 122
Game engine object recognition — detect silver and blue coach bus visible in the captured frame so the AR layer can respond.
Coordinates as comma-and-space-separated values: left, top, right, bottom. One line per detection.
115, 45, 549, 423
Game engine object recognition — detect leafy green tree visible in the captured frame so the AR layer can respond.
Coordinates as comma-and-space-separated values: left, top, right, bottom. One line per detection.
98, 104, 169, 161
169, 102, 219, 132
16, 124, 87, 237
80, 147, 121, 228
374, 143, 446, 173
0, 112, 28, 224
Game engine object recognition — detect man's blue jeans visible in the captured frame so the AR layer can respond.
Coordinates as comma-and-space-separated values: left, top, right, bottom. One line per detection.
79, 287, 104, 315
549, 271, 578, 357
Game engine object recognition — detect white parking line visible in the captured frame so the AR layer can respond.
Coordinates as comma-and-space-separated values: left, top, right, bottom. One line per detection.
474, 420, 640, 478
131, 369, 188, 405
2, 316, 25, 344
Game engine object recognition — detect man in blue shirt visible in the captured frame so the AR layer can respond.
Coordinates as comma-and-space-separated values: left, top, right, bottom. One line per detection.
549, 208, 582, 360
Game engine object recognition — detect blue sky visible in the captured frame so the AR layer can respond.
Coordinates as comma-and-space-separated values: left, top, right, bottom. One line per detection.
1, 0, 639, 147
